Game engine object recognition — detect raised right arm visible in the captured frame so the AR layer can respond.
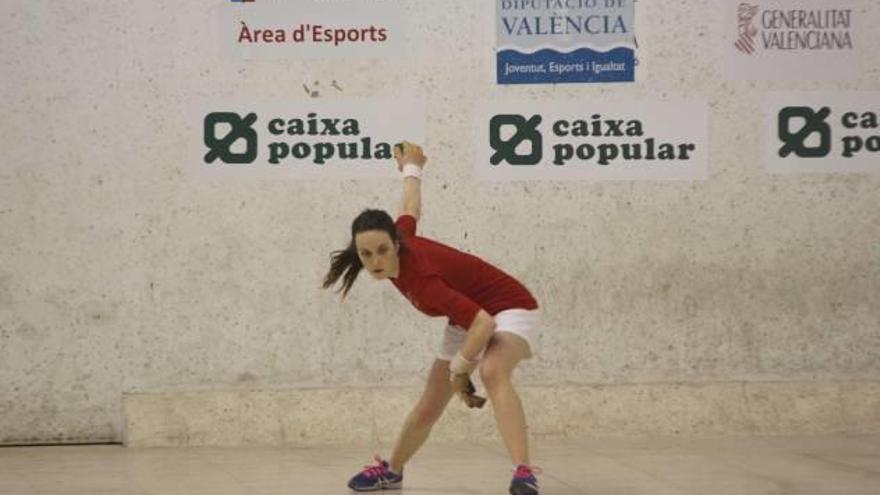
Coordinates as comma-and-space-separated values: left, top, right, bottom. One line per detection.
394, 142, 427, 221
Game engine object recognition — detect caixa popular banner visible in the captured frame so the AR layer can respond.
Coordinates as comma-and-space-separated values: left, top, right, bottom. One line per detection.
766, 92, 880, 174
191, 99, 425, 180
496, 0, 636, 84
476, 100, 708, 181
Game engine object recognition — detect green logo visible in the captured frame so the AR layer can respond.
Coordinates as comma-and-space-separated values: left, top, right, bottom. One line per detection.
204, 112, 258, 164
778, 107, 831, 158
490, 114, 543, 165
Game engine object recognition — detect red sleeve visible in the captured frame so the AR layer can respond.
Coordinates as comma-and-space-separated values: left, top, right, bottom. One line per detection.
420, 276, 482, 329
396, 214, 417, 239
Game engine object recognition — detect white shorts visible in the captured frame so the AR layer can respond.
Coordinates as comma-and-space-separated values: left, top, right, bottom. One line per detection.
437, 308, 540, 361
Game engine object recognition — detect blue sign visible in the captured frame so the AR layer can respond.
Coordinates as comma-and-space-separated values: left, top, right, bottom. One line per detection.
496, 0, 636, 84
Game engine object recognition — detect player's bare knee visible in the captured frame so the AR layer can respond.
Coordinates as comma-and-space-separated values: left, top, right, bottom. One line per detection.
479, 359, 511, 391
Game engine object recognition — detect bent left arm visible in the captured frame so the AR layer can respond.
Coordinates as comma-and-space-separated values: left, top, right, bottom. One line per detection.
449, 309, 496, 399
458, 309, 497, 363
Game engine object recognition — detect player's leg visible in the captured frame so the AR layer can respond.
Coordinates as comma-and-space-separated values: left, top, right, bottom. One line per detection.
480, 309, 542, 495
480, 331, 531, 465
388, 358, 456, 471
348, 358, 455, 491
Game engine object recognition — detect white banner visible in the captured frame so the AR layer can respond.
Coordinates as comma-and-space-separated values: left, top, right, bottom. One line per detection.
219, 0, 410, 60
765, 92, 880, 174
191, 98, 425, 180
722, 0, 862, 80
475, 100, 708, 181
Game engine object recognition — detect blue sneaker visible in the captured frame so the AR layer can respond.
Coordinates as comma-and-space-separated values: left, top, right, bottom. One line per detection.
347, 455, 403, 491
509, 464, 541, 495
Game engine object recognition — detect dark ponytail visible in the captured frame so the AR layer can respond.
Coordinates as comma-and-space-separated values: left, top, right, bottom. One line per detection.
322, 241, 362, 298
323, 209, 404, 298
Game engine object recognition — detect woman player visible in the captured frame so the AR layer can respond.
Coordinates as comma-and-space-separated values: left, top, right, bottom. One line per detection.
323, 142, 542, 495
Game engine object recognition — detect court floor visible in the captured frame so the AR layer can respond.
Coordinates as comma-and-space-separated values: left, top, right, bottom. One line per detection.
0, 434, 877, 494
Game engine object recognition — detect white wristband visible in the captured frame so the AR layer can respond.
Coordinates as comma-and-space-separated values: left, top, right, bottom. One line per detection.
450, 351, 478, 375
401, 164, 422, 179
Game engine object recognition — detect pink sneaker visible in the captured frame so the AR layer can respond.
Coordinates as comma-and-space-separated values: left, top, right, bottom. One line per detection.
510, 464, 541, 495
347, 455, 403, 491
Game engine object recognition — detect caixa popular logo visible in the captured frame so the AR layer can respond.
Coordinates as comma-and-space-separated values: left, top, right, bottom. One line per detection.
202, 111, 393, 166
489, 113, 697, 167
778, 106, 880, 159
204, 112, 259, 164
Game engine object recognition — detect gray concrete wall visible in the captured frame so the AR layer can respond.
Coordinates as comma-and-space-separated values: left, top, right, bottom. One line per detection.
1, 0, 878, 444
122, 381, 880, 447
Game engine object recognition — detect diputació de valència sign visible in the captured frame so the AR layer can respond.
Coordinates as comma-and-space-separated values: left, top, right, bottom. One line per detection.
496, 0, 636, 84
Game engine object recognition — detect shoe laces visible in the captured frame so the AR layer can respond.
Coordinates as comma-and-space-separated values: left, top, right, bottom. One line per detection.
513, 464, 543, 479
360, 454, 390, 479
